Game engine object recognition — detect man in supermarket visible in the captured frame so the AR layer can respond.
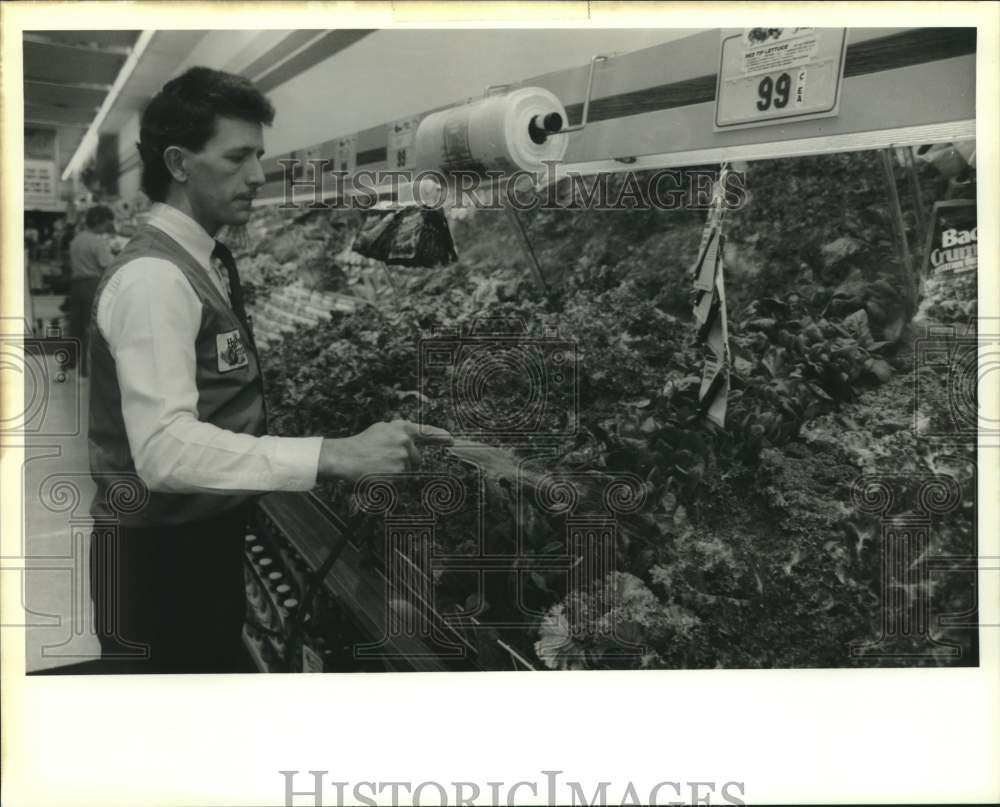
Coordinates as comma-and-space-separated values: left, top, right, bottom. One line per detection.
87, 66, 451, 673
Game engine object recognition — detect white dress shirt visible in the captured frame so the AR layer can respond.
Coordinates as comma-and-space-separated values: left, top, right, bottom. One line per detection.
96, 202, 323, 495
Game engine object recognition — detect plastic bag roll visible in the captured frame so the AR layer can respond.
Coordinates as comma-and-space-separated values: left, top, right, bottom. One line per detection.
414, 86, 568, 178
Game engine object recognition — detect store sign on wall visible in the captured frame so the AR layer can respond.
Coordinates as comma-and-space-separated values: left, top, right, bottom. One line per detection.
715, 27, 847, 130
24, 159, 59, 209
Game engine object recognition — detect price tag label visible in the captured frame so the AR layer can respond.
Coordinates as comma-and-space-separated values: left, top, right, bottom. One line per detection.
715, 28, 847, 130
387, 116, 421, 170
335, 135, 357, 175
288, 144, 327, 204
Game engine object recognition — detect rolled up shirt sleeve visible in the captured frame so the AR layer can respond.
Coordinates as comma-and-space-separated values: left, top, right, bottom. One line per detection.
97, 258, 323, 495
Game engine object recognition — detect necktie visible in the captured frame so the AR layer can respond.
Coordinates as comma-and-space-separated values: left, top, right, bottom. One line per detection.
212, 240, 256, 351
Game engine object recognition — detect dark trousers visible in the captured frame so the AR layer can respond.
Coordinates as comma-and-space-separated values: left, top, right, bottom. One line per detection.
68, 276, 100, 375
90, 504, 252, 674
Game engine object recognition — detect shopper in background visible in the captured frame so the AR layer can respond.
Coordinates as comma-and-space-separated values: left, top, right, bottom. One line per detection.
67, 205, 115, 375
60, 219, 76, 282
24, 223, 39, 260
87, 66, 451, 674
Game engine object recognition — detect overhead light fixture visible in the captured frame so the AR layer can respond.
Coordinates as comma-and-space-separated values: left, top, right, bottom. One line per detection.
61, 30, 155, 181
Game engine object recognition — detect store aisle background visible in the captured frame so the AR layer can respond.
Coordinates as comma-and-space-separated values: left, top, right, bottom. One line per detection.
23, 358, 100, 672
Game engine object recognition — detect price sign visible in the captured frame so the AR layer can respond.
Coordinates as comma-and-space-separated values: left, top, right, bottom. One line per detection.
715, 28, 847, 130
387, 116, 421, 171
289, 144, 326, 204
335, 135, 357, 175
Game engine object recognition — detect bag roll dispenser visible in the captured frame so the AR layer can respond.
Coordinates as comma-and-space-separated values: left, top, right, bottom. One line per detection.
413, 86, 571, 178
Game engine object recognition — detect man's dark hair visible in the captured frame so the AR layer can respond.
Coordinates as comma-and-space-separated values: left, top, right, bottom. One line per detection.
137, 67, 274, 202
85, 205, 114, 229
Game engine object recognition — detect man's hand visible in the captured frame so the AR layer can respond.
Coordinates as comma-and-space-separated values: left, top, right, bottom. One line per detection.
318, 420, 453, 483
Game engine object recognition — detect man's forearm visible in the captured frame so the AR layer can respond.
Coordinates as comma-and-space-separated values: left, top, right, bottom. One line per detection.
130, 421, 324, 494
317, 436, 369, 483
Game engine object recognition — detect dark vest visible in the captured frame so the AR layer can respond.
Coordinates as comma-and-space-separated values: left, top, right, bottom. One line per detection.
88, 225, 267, 527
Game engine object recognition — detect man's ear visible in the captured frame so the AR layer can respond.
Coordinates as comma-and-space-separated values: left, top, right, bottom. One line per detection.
163, 146, 189, 183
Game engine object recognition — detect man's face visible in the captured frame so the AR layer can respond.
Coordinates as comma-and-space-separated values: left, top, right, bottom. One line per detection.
183, 116, 266, 233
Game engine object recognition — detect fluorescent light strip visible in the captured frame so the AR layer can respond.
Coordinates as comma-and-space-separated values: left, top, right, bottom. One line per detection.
61, 30, 155, 181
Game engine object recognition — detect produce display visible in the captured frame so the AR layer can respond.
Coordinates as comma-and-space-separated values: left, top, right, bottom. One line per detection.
919, 268, 977, 324
251, 151, 977, 670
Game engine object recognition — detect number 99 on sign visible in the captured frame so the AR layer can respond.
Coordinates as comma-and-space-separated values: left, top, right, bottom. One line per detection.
757, 72, 790, 110
755, 70, 806, 112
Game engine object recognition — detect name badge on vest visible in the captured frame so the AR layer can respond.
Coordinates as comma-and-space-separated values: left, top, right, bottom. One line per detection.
216, 329, 249, 373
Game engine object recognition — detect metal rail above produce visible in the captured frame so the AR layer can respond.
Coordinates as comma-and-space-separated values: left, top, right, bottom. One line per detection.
255, 27, 976, 205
